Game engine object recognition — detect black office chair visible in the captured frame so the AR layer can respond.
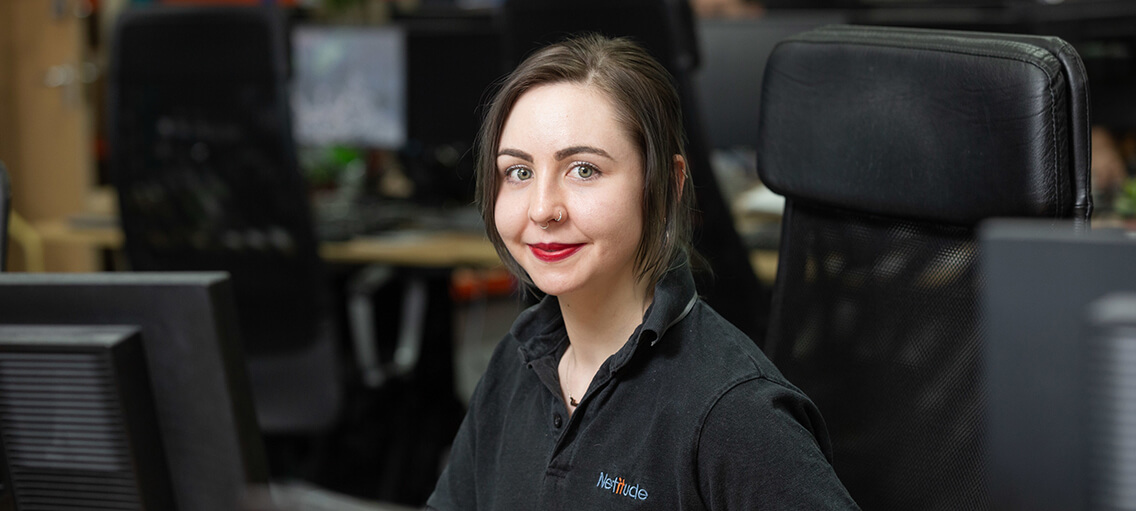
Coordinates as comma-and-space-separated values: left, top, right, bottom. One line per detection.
0, 161, 9, 272
108, 6, 342, 436
501, 0, 771, 342
757, 25, 1091, 510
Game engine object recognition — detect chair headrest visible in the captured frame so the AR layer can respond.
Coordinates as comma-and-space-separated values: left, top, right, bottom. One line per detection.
757, 25, 1091, 225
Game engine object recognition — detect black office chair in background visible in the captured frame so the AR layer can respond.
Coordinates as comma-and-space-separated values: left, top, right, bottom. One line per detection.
757, 25, 1091, 510
108, 6, 344, 439
0, 161, 9, 272
501, 0, 771, 342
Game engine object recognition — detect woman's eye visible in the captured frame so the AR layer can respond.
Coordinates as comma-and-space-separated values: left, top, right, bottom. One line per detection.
505, 166, 532, 181
571, 163, 598, 179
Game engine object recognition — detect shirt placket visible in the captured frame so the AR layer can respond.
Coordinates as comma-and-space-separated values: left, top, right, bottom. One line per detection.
539, 378, 606, 510
542, 364, 632, 508
524, 324, 654, 508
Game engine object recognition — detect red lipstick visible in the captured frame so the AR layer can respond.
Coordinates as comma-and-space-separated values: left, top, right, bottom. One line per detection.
529, 243, 583, 262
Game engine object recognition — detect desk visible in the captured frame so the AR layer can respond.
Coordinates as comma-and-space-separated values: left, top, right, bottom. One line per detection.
31, 216, 780, 282
318, 231, 501, 268
31, 218, 503, 269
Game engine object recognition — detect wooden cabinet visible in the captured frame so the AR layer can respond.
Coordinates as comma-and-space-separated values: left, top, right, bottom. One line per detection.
0, 0, 98, 272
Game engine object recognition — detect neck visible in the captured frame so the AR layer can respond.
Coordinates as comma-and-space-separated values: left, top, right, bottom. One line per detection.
557, 274, 652, 369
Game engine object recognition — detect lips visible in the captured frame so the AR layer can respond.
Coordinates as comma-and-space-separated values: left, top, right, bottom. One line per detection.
529, 243, 584, 262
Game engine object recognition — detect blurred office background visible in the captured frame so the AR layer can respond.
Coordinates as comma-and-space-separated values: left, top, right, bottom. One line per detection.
1, 0, 1135, 508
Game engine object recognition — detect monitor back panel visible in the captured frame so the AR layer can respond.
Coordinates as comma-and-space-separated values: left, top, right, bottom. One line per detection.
0, 326, 176, 511
983, 220, 1136, 511
0, 273, 266, 511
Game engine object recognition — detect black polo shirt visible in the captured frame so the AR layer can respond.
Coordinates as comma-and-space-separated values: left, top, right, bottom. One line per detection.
427, 263, 859, 510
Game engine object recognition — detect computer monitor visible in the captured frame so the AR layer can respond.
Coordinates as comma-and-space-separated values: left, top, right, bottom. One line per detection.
982, 219, 1136, 511
403, 15, 504, 147
291, 26, 407, 149
0, 325, 175, 510
399, 15, 505, 206
0, 273, 267, 511
695, 13, 845, 149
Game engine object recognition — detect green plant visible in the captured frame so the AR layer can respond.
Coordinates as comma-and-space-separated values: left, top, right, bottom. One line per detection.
1115, 177, 1136, 219
299, 146, 364, 188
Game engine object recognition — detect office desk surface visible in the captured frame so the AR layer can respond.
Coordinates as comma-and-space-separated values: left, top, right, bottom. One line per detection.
318, 231, 500, 267
32, 218, 779, 281
32, 218, 504, 269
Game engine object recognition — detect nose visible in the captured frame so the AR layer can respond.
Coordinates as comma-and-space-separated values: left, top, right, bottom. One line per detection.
528, 171, 564, 227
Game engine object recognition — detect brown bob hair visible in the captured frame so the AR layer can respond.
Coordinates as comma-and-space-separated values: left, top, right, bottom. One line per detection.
476, 33, 694, 291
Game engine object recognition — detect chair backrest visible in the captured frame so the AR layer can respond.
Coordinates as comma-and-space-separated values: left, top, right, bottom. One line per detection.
0, 161, 9, 272
108, 6, 328, 357
501, 0, 770, 341
757, 25, 1091, 510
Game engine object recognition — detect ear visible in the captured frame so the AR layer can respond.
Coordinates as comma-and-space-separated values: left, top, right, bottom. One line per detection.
672, 154, 687, 199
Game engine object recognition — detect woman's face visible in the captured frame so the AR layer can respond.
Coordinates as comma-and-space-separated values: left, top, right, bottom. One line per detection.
494, 82, 645, 299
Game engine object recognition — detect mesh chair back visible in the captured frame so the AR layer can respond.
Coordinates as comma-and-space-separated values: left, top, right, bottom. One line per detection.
772, 203, 985, 509
758, 25, 1091, 510
109, 6, 326, 356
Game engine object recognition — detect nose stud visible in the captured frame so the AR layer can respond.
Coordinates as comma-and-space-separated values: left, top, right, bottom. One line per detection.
539, 210, 563, 230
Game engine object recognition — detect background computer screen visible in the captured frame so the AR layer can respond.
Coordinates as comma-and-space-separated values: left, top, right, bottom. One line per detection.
291, 26, 407, 149
0, 273, 267, 511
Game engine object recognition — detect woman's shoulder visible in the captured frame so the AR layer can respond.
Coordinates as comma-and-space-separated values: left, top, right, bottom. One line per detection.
679, 301, 835, 450
637, 300, 818, 430
665, 299, 795, 388
693, 374, 854, 509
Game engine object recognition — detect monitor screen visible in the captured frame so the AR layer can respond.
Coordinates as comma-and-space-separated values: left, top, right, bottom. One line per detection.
291, 26, 407, 149
0, 273, 267, 511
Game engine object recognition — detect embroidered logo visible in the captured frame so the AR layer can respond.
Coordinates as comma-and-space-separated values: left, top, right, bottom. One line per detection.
596, 471, 648, 501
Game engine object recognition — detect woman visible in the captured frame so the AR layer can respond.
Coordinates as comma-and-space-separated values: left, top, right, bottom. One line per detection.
427, 34, 857, 510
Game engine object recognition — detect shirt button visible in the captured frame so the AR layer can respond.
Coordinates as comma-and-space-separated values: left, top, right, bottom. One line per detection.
553, 413, 563, 429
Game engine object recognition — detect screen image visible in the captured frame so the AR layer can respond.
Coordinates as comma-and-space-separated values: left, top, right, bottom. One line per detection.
291, 26, 407, 149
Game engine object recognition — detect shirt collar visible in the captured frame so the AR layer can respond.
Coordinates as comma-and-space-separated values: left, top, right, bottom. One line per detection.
513, 260, 698, 367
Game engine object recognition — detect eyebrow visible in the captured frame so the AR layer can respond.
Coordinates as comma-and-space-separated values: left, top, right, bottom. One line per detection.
497, 148, 532, 162
555, 145, 613, 161
496, 145, 614, 163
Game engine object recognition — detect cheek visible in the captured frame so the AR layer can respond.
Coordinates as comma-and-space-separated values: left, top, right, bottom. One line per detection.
573, 189, 644, 247
494, 191, 526, 241
613, 200, 645, 246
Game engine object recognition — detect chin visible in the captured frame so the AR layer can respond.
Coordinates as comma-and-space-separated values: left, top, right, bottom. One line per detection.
528, 276, 576, 297
525, 267, 588, 298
